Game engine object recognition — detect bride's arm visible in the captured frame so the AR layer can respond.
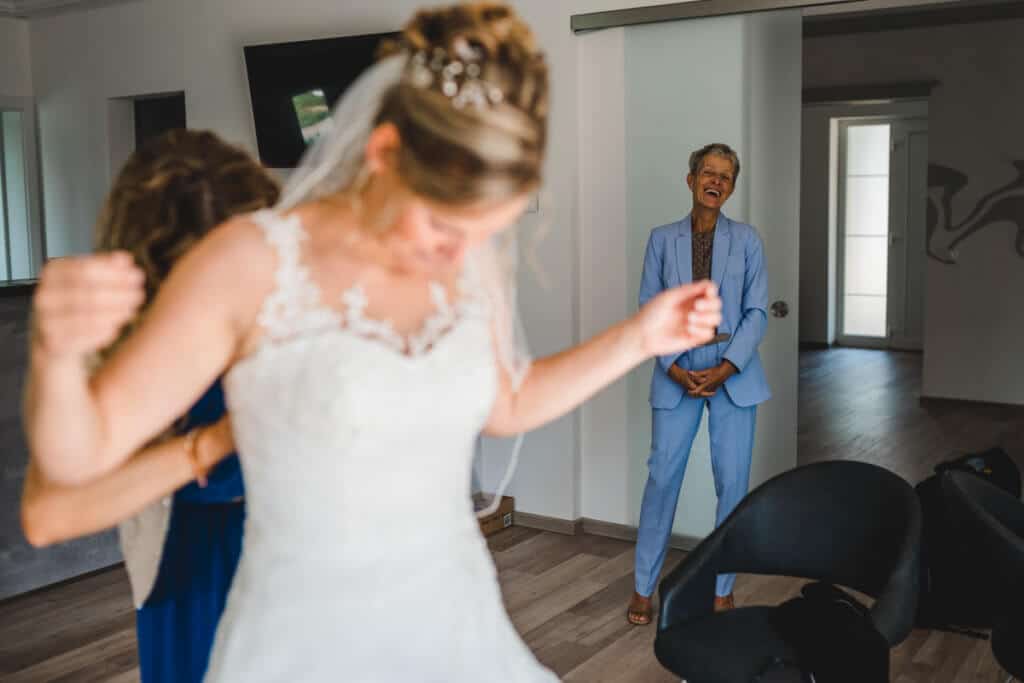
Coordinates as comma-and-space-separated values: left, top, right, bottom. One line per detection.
21, 416, 234, 547
484, 281, 720, 437
24, 218, 270, 485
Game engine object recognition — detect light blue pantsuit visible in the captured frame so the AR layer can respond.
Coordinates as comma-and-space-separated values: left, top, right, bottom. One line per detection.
636, 344, 757, 597
634, 214, 771, 598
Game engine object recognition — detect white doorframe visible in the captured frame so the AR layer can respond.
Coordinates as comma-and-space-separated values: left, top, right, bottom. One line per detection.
888, 117, 929, 350
834, 112, 929, 349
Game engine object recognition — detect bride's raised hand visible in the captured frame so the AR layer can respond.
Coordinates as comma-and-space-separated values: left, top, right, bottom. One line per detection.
636, 280, 722, 357
32, 252, 146, 360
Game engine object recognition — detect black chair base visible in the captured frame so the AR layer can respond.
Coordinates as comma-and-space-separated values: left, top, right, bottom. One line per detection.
655, 606, 799, 683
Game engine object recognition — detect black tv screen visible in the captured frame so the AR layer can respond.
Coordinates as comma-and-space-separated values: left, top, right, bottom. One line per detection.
244, 31, 397, 168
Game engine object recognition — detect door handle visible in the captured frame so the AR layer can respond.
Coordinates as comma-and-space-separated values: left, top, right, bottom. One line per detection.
770, 301, 789, 319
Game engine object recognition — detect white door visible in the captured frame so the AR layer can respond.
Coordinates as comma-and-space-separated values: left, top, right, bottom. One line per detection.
577, 11, 801, 539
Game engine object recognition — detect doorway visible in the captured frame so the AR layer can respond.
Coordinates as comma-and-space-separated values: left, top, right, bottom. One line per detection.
836, 115, 929, 350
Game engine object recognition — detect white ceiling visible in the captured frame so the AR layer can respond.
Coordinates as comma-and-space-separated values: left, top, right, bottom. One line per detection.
0, 0, 136, 18
1, 0, 1017, 20
804, 0, 1017, 17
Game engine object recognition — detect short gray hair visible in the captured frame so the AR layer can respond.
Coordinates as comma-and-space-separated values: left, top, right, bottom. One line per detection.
688, 143, 740, 180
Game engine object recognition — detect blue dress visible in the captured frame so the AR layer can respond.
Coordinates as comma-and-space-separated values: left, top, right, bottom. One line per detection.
135, 380, 245, 683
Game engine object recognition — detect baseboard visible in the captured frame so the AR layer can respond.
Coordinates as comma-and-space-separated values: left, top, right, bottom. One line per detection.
581, 518, 701, 552
513, 511, 582, 536
920, 395, 1024, 412
514, 512, 701, 552
798, 341, 833, 350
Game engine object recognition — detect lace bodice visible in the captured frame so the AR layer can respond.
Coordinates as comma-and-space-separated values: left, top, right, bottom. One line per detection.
249, 210, 483, 356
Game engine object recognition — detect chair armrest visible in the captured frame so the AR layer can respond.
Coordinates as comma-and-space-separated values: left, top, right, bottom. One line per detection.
870, 551, 919, 646
870, 494, 921, 646
657, 533, 724, 632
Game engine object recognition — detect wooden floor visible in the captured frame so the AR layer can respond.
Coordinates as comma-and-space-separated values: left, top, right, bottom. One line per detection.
798, 348, 1024, 483
1, 349, 1020, 681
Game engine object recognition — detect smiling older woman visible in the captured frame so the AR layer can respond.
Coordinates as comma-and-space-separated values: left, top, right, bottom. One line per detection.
628, 142, 773, 625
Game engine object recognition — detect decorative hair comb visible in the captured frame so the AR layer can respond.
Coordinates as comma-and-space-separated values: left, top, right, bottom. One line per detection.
407, 41, 504, 110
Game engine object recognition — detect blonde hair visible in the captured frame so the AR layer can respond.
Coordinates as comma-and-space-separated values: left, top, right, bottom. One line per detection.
375, 2, 549, 205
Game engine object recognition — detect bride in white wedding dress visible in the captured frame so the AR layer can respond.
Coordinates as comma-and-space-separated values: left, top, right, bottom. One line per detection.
24, 3, 722, 681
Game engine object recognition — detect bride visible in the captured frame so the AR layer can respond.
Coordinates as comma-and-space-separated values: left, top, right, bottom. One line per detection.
24, 3, 721, 680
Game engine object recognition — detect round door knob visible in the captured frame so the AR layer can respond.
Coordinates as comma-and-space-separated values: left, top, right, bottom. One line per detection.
770, 301, 789, 318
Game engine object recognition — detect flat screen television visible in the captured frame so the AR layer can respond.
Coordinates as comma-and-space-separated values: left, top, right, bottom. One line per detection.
244, 31, 397, 168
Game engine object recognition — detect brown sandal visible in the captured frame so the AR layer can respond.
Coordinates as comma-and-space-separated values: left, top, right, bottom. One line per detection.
714, 593, 736, 612
627, 592, 653, 626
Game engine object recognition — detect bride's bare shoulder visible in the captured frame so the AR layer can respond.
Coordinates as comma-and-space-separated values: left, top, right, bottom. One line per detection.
195, 211, 281, 272
163, 212, 281, 313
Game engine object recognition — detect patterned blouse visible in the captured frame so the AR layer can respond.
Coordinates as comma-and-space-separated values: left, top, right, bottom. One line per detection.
692, 228, 715, 282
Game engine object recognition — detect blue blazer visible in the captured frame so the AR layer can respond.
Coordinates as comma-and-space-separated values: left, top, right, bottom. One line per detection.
639, 213, 771, 410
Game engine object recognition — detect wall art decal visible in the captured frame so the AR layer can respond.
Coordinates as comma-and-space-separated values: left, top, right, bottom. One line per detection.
927, 161, 1024, 264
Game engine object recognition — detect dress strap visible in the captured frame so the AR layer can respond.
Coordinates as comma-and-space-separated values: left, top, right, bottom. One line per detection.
250, 210, 340, 345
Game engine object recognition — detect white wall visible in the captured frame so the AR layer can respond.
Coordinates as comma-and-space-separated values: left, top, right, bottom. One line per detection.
804, 20, 1024, 405
578, 10, 802, 537
27, 0, 713, 521
0, 17, 32, 97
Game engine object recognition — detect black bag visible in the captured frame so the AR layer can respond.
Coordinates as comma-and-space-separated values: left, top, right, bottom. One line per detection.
934, 447, 1021, 499
916, 447, 1021, 630
765, 582, 889, 683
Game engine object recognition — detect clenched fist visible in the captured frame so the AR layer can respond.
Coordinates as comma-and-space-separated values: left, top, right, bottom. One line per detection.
637, 280, 722, 358
32, 252, 146, 359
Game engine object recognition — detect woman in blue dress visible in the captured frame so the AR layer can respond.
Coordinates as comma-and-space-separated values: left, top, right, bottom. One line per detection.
21, 128, 280, 682
133, 380, 246, 683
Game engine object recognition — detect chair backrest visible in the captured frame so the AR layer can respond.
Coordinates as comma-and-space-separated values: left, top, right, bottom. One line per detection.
713, 461, 921, 643
941, 471, 1024, 596
715, 462, 918, 591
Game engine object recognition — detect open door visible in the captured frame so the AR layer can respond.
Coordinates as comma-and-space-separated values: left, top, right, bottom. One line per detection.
578, 10, 802, 540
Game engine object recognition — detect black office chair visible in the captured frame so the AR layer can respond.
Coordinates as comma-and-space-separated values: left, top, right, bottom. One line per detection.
654, 461, 921, 683
941, 471, 1024, 681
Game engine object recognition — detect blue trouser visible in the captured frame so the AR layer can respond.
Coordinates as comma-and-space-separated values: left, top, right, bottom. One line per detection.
634, 345, 757, 598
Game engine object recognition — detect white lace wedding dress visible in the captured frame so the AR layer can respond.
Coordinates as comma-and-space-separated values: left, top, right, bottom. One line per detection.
202, 211, 557, 682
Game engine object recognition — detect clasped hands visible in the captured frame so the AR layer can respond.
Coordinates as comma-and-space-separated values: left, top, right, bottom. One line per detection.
668, 360, 737, 398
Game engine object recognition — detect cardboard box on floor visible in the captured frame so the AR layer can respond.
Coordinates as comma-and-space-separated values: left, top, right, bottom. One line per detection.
474, 494, 514, 537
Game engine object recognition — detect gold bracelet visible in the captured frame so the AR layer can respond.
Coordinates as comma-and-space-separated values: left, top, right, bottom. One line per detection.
183, 427, 209, 488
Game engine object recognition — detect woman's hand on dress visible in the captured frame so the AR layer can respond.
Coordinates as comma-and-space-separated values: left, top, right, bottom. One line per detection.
198, 415, 236, 470
31, 252, 146, 360
637, 281, 721, 358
